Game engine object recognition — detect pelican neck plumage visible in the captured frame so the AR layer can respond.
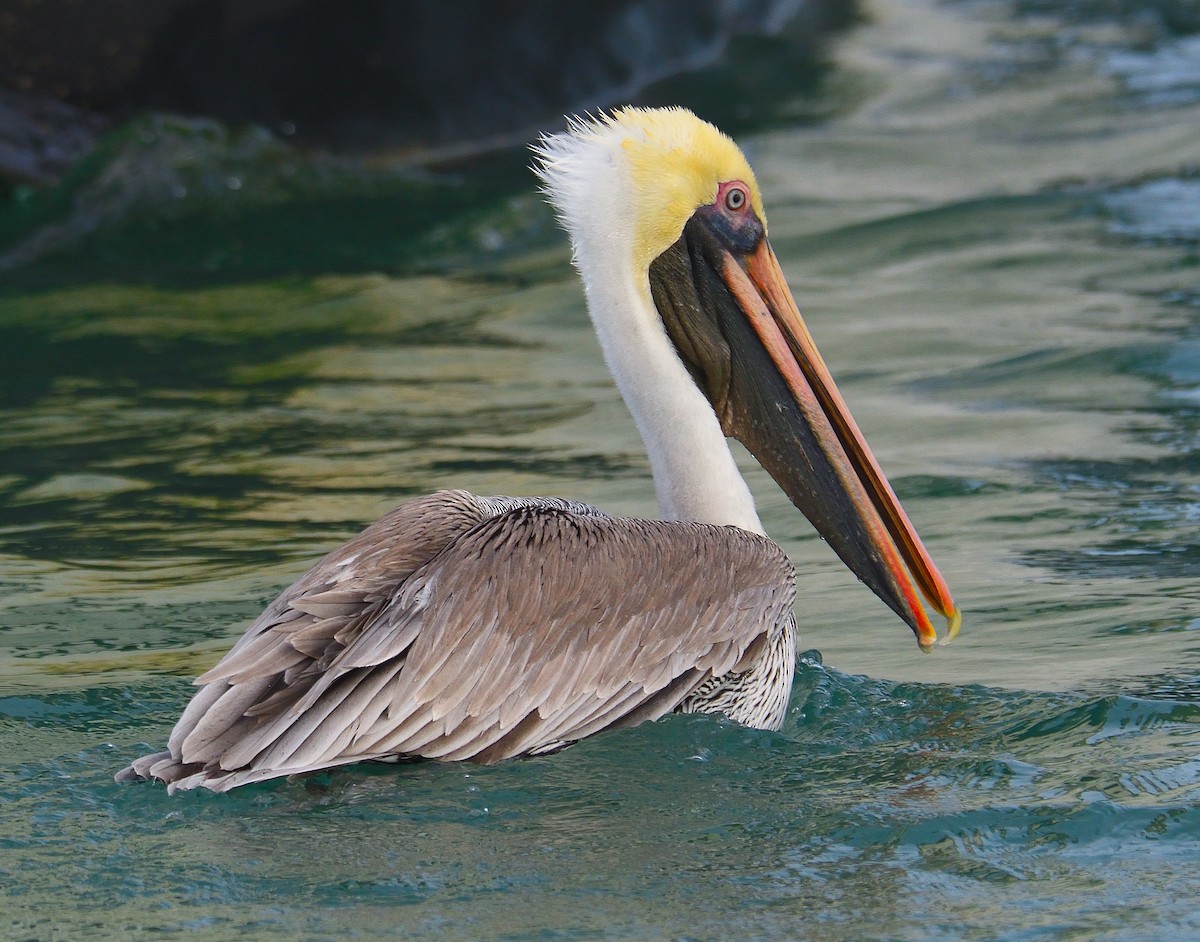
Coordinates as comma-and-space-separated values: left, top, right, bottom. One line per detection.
533, 109, 765, 534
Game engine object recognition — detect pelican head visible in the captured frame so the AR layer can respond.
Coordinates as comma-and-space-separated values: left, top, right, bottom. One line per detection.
534, 107, 960, 649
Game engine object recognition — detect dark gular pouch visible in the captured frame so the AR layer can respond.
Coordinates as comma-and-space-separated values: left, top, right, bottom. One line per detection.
647, 212, 918, 631
647, 227, 734, 426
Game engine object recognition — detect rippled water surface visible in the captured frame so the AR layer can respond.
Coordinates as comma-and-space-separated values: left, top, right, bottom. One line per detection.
3, 1, 1200, 938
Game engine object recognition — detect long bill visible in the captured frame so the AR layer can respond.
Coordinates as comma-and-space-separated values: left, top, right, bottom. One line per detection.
733, 242, 959, 648
649, 219, 961, 650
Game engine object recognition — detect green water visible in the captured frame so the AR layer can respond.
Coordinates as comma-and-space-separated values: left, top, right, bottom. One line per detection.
3, 0, 1200, 938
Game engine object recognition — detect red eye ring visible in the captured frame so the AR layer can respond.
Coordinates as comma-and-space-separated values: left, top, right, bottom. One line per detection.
724, 185, 747, 212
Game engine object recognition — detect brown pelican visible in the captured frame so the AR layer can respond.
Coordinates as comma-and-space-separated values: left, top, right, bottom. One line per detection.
118, 107, 960, 793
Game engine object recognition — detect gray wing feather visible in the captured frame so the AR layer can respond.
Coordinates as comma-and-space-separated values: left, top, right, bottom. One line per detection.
118, 489, 795, 792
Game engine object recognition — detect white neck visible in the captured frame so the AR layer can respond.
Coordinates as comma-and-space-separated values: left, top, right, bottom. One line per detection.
579, 262, 764, 534
533, 116, 763, 533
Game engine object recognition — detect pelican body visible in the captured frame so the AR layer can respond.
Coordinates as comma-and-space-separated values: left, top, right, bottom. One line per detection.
119, 108, 959, 793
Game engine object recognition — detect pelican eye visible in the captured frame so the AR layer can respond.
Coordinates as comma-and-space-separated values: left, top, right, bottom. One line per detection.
724, 186, 747, 212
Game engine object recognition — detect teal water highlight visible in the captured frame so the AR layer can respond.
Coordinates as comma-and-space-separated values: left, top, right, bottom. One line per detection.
2, 0, 1200, 938
3, 662, 1199, 939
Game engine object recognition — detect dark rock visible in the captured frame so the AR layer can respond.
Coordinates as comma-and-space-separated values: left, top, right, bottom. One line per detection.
0, 0, 858, 184
0, 88, 111, 186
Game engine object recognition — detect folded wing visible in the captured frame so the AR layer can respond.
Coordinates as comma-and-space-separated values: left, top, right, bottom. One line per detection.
119, 490, 795, 792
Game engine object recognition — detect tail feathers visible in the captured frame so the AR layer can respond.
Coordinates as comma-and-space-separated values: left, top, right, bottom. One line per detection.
114, 747, 392, 793
114, 750, 202, 790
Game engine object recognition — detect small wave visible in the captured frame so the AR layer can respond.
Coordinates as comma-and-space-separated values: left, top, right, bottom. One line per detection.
1107, 34, 1200, 106
1103, 178, 1200, 243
